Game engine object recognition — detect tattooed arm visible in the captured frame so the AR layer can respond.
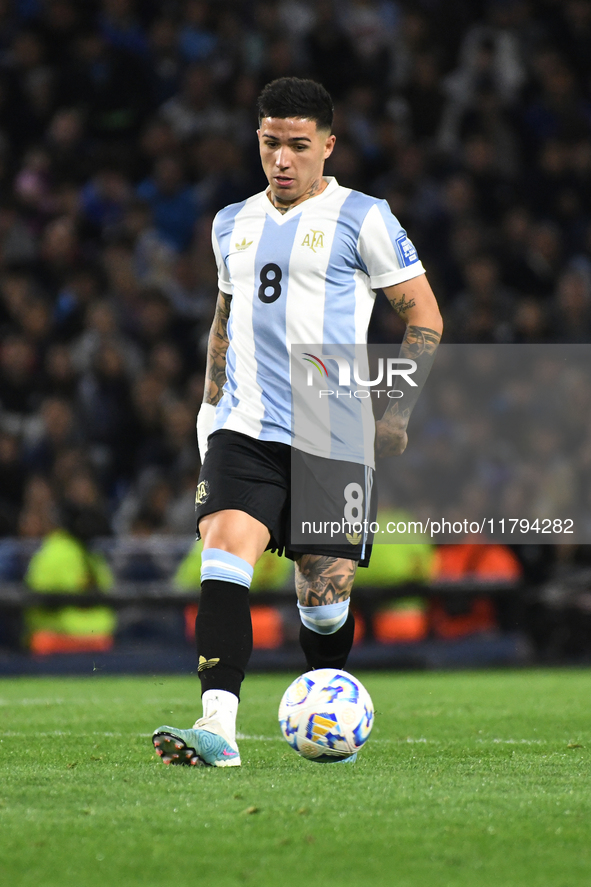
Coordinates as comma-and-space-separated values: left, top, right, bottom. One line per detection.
376, 274, 443, 458
203, 290, 232, 406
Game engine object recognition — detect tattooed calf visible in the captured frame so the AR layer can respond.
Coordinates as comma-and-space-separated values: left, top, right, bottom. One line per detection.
295, 555, 357, 607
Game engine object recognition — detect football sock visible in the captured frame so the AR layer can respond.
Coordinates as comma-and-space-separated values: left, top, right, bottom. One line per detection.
299, 610, 356, 670
201, 548, 254, 587
298, 599, 349, 633
197, 550, 254, 701
201, 689, 239, 744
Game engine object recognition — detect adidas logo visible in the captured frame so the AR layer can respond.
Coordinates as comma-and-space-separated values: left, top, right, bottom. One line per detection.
198, 655, 220, 672
346, 532, 362, 546
235, 238, 253, 251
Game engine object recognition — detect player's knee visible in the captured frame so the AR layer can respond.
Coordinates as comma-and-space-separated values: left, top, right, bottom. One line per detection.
198, 513, 237, 552
199, 511, 269, 565
297, 600, 350, 635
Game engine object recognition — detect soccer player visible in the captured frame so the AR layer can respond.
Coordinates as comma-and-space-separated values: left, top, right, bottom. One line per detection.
152, 78, 442, 767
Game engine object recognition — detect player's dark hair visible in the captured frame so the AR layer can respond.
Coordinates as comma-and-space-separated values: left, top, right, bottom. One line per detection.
257, 78, 334, 131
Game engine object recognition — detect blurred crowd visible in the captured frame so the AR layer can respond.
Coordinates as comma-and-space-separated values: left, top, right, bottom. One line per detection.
1, 0, 591, 541
379, 347, 591, 535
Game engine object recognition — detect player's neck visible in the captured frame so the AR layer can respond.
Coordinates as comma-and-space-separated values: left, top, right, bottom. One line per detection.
267, 176, 328, 214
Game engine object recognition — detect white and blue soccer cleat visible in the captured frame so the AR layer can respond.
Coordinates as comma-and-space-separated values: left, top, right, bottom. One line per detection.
152, 716, 241, 768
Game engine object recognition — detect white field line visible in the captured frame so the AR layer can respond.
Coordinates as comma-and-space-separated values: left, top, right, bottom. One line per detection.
477, 738, 547, 745
0, 698, 74, 706
0, 731, 124, 737
0, 731, 415, 742
0, 731, 552, 745
0, 697, 191, 707
0, 719, 556, 747
236, 736, 553, 746
238, 734, 431, 743
237, 733, 283, 742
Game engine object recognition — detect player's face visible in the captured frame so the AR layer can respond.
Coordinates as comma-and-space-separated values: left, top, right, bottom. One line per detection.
258, 117, 336, 207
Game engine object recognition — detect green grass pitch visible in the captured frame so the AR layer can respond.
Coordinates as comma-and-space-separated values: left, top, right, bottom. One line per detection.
1, 670, 590, 887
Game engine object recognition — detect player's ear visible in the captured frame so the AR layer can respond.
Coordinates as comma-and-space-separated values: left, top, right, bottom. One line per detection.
323, 133, 336, 160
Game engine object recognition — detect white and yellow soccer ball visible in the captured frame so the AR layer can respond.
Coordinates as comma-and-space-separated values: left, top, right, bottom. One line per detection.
278, 668, 374, 763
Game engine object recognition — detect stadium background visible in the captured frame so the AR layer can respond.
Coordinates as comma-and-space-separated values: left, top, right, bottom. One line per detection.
0, 0, 591, 665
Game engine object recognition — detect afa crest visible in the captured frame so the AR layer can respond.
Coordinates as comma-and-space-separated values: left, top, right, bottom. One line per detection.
302, 229, 325, 252
195, 480, 210, 506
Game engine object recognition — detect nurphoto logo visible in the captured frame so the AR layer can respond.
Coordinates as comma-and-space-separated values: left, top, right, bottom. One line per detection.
301, 354, 418, 398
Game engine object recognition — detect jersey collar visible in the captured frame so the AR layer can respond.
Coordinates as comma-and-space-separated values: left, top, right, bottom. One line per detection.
262, 176, 338, 224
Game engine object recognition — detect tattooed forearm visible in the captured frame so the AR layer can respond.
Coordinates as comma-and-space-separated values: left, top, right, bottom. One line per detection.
387, 293, 417, 318
377, 277, 442, 456
399, 325, 441, 358
377, 325, 441, 457
295, 555, 357, 606
385, 324, 440, 413
203, 291, 232, 406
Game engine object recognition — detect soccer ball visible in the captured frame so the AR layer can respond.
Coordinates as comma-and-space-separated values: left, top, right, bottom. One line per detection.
278, 668, 374, 762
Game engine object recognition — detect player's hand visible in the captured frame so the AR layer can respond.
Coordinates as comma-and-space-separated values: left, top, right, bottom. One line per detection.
375, 415, 408, 458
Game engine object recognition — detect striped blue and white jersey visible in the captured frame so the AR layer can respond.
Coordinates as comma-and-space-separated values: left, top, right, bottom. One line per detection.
210, 177, 425, 467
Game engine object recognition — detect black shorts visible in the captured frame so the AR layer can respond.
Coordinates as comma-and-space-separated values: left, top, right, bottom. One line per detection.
195, 430, 377, 567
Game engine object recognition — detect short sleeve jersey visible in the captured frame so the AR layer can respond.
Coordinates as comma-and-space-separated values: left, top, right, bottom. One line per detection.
210, 177, 425, 464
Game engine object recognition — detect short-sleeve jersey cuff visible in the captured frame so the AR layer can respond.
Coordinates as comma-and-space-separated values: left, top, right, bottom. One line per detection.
370, 263, 425, 289
218, 279, 233, 294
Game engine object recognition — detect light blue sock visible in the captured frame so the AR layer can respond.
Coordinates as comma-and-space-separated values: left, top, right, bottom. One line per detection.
201, 549, 254, 589
297, 600, 350, 634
